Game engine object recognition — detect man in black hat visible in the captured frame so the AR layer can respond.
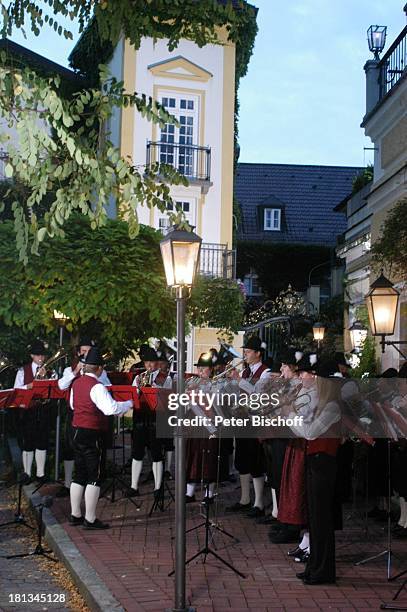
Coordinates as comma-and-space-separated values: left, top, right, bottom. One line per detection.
128, 345, 164, 496
14, 340, 50, 483
155, 342, 176, 478
56, 338, 111, 497
226, 336, 271, 518
69, 347, 133, 529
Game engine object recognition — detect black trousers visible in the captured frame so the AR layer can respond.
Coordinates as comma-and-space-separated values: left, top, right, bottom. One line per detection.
19, 403, 50, 452
234, 438, 264, 478
132, 422, 165, 462
72, 427, 104, 487
62, 408, 75, 461
306, 453, 337, 582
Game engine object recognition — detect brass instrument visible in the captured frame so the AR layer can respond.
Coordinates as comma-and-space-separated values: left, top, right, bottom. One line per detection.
0, 356, 12, 376
212, 359, 245, 382
34, 348, 67, 379
138, 369, 154, 388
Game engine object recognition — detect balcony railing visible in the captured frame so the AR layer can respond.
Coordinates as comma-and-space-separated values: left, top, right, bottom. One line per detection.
379, 25, 407, 99
200, 243, 236, 280
146, 141, 211, 181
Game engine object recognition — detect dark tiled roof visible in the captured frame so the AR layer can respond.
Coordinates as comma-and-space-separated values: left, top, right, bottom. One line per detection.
235, 163, 362, 246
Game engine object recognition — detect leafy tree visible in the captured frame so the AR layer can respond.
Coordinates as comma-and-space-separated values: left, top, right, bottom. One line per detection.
0, 216, 244, 359
0, 1, 257, 259
371, 198, 407, 277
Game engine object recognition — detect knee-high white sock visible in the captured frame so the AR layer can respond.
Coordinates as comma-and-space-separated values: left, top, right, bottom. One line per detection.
207, 483, 215, 498
300, 531, 310, 551
271, 488, 278, 518
70, 483, 84, 518
35, 449, 46, 478
131, 459, 143, 491
84, 484, 100, 523
166, 451, 173, 472
22, 450, 34, 476
239, 473, 251, 505
64, 460, 74, 489
399, 497, 407, 527
186, 483, 196, 497
253, 476, 264, 510
152, 461, 163, 491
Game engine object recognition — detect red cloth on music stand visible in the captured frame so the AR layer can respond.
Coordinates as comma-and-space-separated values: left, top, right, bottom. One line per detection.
107, 372, 135, 385
108, 385, 139, 409
32, 380, 67, 400
5, 388, 34, 410
141, 387, 171, 412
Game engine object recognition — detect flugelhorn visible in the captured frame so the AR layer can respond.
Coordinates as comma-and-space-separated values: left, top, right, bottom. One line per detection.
0, 355, 12, 375
34, 348, 67, 379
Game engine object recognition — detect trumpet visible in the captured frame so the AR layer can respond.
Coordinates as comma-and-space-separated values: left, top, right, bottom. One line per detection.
34, 348, 67, 379
212, 359, 246, 381
138, 369, 154, 387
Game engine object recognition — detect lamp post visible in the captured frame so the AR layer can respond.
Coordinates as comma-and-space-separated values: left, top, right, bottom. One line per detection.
349, 320, 368, 353
160, 225, 201, 612
365, 272, 407, 358
53, 309, 68, 481
367, 25, 387, 60
312, 322, 325, 350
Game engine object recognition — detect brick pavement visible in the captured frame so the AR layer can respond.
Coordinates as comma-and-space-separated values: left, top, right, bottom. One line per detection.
38, 465, 407, 612
0, 481, 76, 611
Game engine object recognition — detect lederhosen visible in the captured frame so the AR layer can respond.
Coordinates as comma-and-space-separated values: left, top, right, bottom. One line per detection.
71, 375, 107, 487
132, 372, 165, 463
234, 364, 268, 478
19, 364, 49, 452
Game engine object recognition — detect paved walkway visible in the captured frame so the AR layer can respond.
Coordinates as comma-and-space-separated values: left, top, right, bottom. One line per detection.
0, 471, 87, 611
40, 468, 407, 612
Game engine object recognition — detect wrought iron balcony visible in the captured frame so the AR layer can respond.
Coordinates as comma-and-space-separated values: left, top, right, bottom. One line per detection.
379, 25, 407, 99
200, 243, 236, 280
146, 141, 211, 181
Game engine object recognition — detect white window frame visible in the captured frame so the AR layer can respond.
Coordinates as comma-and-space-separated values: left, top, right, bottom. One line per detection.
264, 208, 281, 231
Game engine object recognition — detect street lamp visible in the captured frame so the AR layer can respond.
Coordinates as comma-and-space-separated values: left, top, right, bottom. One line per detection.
160, 225, 201, 612
367, 25, 387, 60
365, 272, 406, 357
313, 322, 325, 348
349, 320, 368, 353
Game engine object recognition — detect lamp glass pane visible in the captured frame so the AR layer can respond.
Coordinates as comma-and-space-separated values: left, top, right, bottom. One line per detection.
172, 241, 200, 286
313, 326, 325, 341
160, 241, 175, 287
367, 288, 399, 335
350, 327, 368, 350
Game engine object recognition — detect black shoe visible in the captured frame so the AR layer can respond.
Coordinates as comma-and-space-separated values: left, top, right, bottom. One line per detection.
69, 515, 84, 526
154, 488, 163, 500
19, 473, 32, 485
294, 550, 310, 563
302, 576, 335, 585
55, 486, 70, 498
225, 502, 251, 513
185, 495, 196, 504
35, 475, 47, 485
288, 545, 303, 557
83, 518, 110, 530
270, 529, 300, 544
124, 488, 140, 498
246, 507, 265, 519
164, 470, 173, 480
296, 571, 309, 580
256, 514, 277, 525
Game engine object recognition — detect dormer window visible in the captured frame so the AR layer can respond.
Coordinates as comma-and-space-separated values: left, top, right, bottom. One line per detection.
264, 208, 281, 231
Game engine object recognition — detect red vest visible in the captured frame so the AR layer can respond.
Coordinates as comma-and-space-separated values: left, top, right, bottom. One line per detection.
23, 363, 34, 385
306, 438, 340, 456
242, 362, 268, 382
72, 375, 108, 432
154, 371, 169, 387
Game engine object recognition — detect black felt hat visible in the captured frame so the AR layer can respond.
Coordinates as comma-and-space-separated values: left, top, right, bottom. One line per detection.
195, 351, 218, 368
84, 346, 104, 366
296, 352, 318, 373
155, 341, 175, 363
76, 337, 95, 349
242, 337, 267, 352
140, 346, 159, 362
280, 348, 303, 366
29, 340, 47, 355
334, 352, 350, 368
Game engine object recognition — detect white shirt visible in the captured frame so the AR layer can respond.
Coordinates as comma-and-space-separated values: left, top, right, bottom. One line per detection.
69, 373, 132, 416
239, 362, 272, 394
58, 365, 111, 391
14, 362, 38, 389
289, 400, 341, 440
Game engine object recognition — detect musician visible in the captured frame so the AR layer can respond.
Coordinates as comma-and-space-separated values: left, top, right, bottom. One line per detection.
155, 342, 175, 478
69, 347, 133, 529
226, 336, 271, 518
56, 338, 111, 497
185, 351, 228, 503
283, 364, 341, 585
14, 340, 51, 483
128, 346, 163, 497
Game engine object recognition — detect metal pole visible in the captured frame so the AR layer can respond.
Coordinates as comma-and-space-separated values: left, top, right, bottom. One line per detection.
54, 325, 64, 481
174, 287, 187, 612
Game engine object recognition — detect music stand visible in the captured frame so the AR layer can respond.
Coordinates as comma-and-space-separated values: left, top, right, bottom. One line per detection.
148, 456, 174, 517
0, 475, 33, 531
4, 496, 57, 562
169, 484, 246, 579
